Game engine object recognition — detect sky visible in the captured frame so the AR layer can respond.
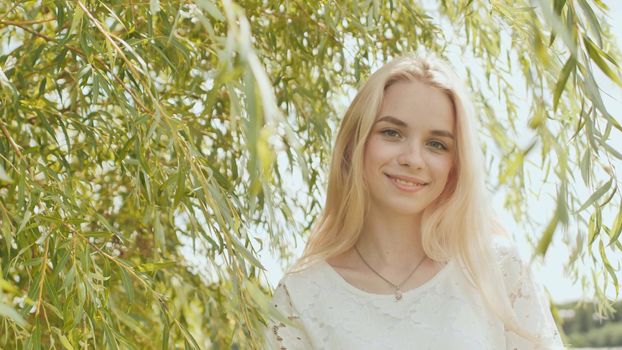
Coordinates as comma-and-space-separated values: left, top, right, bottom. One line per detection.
260, 1, 622, 305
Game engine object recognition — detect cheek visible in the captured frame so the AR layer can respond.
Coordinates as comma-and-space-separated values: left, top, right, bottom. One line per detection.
430, 156, 454, 182
364, 137, 393, 166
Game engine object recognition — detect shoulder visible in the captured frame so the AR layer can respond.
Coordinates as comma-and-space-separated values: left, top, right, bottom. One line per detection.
491, 235, 522, 260
272, 259, 329, 305
490, 235, 530, 290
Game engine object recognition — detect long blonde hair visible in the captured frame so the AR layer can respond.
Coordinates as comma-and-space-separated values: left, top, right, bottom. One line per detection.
293, 53, 540, 343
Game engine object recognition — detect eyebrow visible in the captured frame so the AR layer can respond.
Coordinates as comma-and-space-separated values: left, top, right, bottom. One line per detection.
376, 115, 455, 140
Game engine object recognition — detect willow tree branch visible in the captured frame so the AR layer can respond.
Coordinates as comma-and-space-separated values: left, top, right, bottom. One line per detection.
0, 120, 23, 159
0, 19, 150, 113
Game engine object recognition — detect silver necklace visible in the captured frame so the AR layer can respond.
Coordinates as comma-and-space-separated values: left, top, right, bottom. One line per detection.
353, 245, 427, 302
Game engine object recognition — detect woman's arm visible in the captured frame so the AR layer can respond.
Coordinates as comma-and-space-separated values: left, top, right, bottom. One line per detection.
263, 280, 313, 350
498, 241, 566, 349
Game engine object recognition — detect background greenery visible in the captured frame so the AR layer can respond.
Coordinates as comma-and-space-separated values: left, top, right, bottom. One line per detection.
0, 0, 621, 348
559, 300, 622, 347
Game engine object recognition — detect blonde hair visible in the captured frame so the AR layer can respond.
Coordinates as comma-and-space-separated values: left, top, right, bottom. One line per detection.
293, 53, 540, 343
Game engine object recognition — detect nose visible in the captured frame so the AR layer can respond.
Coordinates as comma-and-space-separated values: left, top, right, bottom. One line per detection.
397, 141, 425, 169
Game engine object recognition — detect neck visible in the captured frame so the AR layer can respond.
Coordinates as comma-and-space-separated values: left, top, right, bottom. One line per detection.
355, 207, 426, 270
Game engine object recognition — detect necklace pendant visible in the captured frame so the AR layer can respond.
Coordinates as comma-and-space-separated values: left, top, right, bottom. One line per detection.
394, 289, 403, 301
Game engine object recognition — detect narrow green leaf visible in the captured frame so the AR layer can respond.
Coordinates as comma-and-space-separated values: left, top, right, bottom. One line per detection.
92, 73, 100, 103
154, 214, 166, 253
173, 165, 185, 209
584, 36, 622, 87
95, 213, 118, 235
577, 178, 612, 212
178, 323, 201, 350
53, 328, 75, 350
139, 261, 176, 272
579, 148, 591, 186
553, 56, 575, 111
600, 110, 622, 132
196, 0, 225, 21
161, 311, 170, 350
38, 77, 47, 97
17, 210, 32, 234
0, 303, 28, 328
535, 0, 578, 56
231, 235, 265, 270
589, 207, 603, 247
536, 213, 559, 257
0, 277, 18, 294
577, 0, 603, 46
556, 184, 569, 225
553, 0, 566, 16
608, 205, 622, 247
599, 240, 619, 298
0, 163, 13, 183
119, 268, 134, 303
70, 5, 83, 34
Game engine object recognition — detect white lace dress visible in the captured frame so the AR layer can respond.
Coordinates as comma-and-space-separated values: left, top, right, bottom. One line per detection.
264, 239, 565, 349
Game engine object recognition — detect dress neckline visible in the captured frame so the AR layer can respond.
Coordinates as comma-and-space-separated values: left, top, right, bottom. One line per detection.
319, 258, 454, 299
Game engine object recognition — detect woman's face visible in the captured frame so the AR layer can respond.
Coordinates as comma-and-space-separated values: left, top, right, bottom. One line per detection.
363, 79, 456, 216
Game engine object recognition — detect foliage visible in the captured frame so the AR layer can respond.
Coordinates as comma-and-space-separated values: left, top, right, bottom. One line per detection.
559, 300, 622, 346
0, 0, 621, 348
567, 322, 622, 347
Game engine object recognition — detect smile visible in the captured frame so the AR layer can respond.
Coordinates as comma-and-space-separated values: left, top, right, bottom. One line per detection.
386, 174, 428, 192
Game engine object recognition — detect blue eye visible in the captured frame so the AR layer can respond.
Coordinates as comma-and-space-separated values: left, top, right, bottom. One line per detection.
427, 140, 447, 150
381, 129, 401, 138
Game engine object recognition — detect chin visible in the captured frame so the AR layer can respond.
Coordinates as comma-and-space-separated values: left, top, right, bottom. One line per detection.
386, 203, 427, 216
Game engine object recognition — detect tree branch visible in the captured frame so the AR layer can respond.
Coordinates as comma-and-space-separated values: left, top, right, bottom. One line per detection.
0, 120, 23, 159
0, 18, 150, 113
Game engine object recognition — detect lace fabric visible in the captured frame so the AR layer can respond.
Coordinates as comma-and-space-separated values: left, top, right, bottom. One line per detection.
264, 238, 565, 349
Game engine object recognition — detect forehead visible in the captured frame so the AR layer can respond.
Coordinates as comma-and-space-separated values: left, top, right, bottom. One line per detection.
377, 79, 455, 132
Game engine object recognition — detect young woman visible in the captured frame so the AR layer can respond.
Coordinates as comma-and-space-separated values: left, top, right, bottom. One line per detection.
264, 54, 565, 349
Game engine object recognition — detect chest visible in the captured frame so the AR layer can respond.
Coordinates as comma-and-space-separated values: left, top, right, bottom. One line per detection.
298, 281, 505, 350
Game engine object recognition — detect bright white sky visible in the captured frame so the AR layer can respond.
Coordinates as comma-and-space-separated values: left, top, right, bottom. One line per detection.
261, 1, 622, 305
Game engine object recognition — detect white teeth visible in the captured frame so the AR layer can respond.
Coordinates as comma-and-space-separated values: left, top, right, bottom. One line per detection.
392, 177, 424, 187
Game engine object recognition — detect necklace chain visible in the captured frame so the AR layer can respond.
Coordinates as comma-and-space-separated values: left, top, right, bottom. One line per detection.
353, 244, 427, 301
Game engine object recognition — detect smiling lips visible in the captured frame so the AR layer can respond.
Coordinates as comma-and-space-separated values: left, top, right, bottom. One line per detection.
385, 174, 428, 192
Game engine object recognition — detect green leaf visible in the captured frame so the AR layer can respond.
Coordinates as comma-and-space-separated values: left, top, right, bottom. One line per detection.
138, 261, 176, 272
534, 0, 578, 56
0, 163, 13, 183
119, 268, 134, 303
608, 205, 622, 247
70, 5, 83, 34
53, 328, 75, 350
0, 278, 19, 294
196, 0, 225, 21
0, 303, 29, 328
576, 178, 612, 213
230, 235, 265, 270
553, 56, 575, 111
598, 240, 619, 298
579, 148, 591, 186
17, 210, 32, 234
173, 165, 186, 209
154, 214, 166, 253
577, 0, 603, 47
584, 36, 622, 87
536, 213, 558, 257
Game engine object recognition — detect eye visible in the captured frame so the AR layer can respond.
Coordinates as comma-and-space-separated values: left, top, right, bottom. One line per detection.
427, 140, 447, 151
381, 129, 401, 139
